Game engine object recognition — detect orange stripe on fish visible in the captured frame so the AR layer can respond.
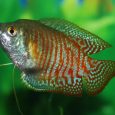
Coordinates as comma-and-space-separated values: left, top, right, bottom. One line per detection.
44, 30, 54, 83
39, 27, 45, 69
61, 37, 69, 84
49, 31, 58, 79
33, 31, 39, 60
41, 29, 49, 69
55, 32, 64, 85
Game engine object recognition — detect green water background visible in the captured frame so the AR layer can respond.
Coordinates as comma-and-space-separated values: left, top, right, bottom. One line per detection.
0, 0, 115, 115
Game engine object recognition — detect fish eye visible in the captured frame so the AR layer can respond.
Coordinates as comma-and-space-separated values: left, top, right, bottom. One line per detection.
7, 26, 17, 37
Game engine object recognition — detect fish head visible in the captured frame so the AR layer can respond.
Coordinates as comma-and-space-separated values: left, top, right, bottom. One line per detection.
0, 21, 23, 50
0, 20, 37, 71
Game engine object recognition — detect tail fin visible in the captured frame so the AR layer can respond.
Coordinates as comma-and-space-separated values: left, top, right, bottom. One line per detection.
84, 59, 115, 96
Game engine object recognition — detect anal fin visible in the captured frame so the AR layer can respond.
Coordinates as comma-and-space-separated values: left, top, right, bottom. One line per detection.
21, 72, 83, 96
21, 73, 54, 91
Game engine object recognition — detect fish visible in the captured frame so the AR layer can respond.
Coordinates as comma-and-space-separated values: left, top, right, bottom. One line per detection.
0, 19, 115, 96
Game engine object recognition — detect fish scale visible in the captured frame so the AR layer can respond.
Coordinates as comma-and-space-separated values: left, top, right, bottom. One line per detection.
47, 31, 82, 94
0, 19, 115, 96
28, 27, 83, 95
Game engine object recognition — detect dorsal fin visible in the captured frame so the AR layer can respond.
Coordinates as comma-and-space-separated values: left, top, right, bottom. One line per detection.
39, 18, 111, 55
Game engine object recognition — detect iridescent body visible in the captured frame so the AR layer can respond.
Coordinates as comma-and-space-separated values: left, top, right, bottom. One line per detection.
0, 19, 115, 96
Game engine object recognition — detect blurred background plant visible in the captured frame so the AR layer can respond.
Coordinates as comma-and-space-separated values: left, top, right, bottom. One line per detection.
0, 0, 115, 115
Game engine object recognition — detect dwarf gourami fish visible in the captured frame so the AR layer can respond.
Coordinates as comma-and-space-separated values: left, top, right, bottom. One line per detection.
0, 19, 115, 96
